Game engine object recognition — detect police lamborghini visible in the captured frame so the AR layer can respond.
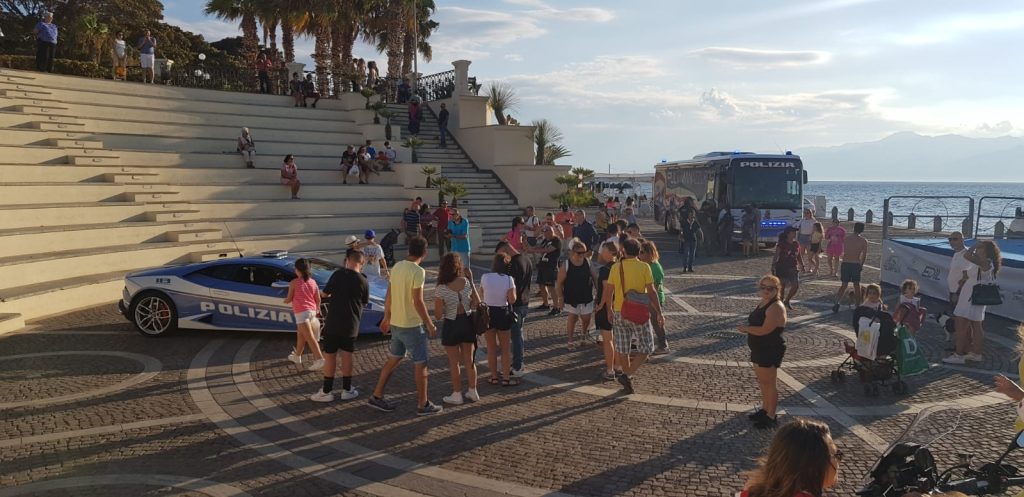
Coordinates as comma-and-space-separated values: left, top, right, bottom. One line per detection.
118, 250, 386, 337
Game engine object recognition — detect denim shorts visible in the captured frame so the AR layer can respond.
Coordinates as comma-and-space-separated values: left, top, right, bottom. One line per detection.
389, 325, 429, 363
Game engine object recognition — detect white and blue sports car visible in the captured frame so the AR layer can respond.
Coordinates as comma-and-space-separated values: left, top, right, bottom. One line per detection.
118, 251, 386, 337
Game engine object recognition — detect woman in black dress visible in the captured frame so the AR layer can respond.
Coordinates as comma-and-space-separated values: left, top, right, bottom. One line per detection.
772, 227, 801, 310
737, 274, 788, 429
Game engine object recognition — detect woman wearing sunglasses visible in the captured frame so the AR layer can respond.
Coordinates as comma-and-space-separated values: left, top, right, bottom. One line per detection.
555, 238, 597, 351
738, 418, 841, 497
737, 274, 787, 429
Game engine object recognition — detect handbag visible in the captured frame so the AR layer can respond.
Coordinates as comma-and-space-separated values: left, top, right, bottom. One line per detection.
970, 268, 1002, 305
618, 261, 650, 324
460, 280, 489, 335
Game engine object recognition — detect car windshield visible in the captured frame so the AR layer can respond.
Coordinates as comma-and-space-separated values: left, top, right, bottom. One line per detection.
731, 165, 802, 209
285, 258, 341, 286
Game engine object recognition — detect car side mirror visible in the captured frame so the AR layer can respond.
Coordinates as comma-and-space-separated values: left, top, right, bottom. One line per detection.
271, 280, 290, 289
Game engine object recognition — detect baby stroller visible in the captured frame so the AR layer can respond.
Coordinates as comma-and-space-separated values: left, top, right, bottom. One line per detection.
380, 229, 400, 267
830, 307, 908, 396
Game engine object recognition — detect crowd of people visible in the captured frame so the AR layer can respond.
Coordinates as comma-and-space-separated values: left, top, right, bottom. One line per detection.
276, 199, 1012, 496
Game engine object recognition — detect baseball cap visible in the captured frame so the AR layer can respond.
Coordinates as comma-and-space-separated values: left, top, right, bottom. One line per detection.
344, 235, 359, 246
364, 230, 376, 239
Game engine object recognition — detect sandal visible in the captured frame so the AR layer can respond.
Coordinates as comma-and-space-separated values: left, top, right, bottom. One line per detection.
502, 377, 520, 387
488, 377, 500, 385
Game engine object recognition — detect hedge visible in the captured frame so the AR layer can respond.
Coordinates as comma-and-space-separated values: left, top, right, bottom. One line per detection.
0, 55, 109, 79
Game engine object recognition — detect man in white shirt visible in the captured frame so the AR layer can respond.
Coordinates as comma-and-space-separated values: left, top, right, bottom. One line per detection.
361, 230, 389, 279
793, 208, 817, 271
523, 206, 541, 248
946, 231, 969, 312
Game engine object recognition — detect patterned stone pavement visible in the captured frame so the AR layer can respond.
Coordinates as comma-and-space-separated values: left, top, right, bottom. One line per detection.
1, 220, 1022, 497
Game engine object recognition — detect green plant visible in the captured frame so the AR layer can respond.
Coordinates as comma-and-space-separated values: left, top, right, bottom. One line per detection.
361, 88, 377, 108
485, 81, 519, 125
551, 167, 597, 207
532, 119, 565, 165
404, 136, 425, 163
544, 144, 573, 165
369, 100, 386, 124
442, 181, 468, 202
419, 164, 437, 188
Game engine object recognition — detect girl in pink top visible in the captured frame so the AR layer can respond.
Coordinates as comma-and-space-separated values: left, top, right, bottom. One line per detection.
824, 219, 846, 278
284, 258, 324, 371
501, 216, 526, 252
280, 154, 301, 199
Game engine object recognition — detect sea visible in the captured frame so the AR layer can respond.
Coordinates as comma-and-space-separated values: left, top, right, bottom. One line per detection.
805, 182, 1024, 233
605, 181, 1024, 233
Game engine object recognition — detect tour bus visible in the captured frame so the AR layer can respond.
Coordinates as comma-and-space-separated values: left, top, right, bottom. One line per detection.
653, 151, 808, 243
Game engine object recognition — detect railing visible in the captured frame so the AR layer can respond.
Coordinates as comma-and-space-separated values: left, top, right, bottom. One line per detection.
296, 69, 478, 103
976, 196, 1024, 239
881, 196, 974, 240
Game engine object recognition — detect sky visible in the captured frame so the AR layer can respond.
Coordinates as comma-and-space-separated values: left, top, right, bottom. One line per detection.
164, 0, 1024, 176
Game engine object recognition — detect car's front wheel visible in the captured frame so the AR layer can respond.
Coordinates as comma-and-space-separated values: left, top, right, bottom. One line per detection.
130, 291, 178, 337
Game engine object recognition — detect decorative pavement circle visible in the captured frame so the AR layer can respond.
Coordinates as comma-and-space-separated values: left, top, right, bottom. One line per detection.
0, 351, 162, 410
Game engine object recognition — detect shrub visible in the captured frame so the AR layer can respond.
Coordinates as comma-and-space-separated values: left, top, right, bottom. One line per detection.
0, 55, 109, 78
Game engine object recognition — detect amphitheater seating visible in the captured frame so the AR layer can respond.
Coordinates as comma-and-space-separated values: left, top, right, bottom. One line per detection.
0, 68, 522, 332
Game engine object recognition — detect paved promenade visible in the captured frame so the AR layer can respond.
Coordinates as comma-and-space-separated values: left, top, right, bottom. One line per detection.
1, 221, 1021, 497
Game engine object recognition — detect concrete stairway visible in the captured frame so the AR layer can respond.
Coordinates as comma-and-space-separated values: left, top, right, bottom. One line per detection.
386, 104, 523, 250
0, 68, 426, 329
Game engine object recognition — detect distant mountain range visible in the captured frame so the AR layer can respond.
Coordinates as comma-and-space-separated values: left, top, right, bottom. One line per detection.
797, 132, 1024, 182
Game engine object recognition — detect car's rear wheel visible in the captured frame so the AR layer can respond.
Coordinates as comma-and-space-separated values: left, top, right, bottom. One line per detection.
130, 291, 178, 337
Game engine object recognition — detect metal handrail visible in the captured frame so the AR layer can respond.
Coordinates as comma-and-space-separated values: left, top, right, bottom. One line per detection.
976, 196, 1024, 238
882, 196, 974, 240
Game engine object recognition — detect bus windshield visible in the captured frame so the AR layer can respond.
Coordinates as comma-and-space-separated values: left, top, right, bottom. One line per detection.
731, 166, 802, 209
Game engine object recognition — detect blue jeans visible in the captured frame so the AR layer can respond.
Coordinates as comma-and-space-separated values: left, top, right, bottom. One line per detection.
510, 305, 528, 370
439, 124, 448, 147
388, 325, 429, 363
681, 240, 697, 269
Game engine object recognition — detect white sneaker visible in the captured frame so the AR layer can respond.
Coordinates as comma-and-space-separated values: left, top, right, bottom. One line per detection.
339, 387, 359, 400
965, 353, 983, 362
307, 358, 325, 371
310, 389, 334, 402
942, 354, 966, 365
443, 392, 464, 405
287, 351, 302, 365
512, 367, 526, 376
464, 389, 480, 402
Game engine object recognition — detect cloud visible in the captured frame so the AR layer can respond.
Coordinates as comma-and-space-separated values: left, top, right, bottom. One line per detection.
691, 47, 831, 67
699, 88, 741, 117
164, 16, 239, 43
975, 121, 1015, 135
430, 2, 612, 61
890, 10, 1024, 45
503, 0, 615, 22
504, 53, 524, 62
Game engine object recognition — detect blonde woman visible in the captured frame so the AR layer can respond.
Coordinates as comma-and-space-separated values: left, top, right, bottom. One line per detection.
737, 274, 787, 429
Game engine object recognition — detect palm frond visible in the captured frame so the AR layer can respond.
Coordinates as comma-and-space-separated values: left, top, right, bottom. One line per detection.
485, 81, 519, 125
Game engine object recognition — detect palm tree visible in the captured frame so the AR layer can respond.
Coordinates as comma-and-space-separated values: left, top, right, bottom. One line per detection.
77, 14, 109, 65
383, 0, 407, 78
418, 163, 436, 186
485, 81, 519, 125
532, 119, 563, 166
401, 0, 437, 78
544, 144, 573, 165
205, 0, 260, 86
293, 0, 339, 95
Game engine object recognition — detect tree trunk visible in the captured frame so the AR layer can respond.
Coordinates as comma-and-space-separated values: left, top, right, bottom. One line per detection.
282, 22, 295, 62
401, 28, 414, 80
314, 23, 332, 96
241, 13, 260, 90
385, 1, 405, 78
330, 23, 344, 95
268, 20, 278, 57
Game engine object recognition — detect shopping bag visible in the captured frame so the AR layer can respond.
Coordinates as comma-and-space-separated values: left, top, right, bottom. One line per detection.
896, 325, 928, 376
856, 317, 880, 360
